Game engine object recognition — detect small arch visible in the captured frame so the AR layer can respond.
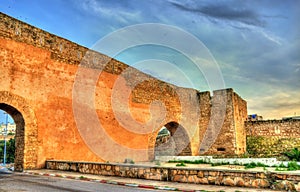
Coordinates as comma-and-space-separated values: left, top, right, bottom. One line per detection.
0, 91, 38, 171
150, 121, 192, 159
0, 104, 24, 171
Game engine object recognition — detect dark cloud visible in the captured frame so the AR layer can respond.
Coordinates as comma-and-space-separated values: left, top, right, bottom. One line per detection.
169, 0, 266, 27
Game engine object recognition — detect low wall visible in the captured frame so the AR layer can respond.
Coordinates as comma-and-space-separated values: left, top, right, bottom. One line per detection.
245, 119, 300, 157
46, 160, 300, 191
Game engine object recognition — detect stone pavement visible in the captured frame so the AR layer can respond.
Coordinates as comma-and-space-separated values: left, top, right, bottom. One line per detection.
23, 169, 282, 192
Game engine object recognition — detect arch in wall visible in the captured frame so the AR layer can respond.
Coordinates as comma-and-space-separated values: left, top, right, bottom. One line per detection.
149, 121, 192, 160
0, 91, 38, 171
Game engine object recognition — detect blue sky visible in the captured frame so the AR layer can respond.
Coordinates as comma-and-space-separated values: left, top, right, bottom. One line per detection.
0, 0, 299, 120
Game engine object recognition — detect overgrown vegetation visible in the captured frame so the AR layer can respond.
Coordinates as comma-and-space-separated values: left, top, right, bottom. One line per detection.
244, 162, 268, 169
0, 138, 15, 163
284, 148, 300, 161
275, 161, 300, 171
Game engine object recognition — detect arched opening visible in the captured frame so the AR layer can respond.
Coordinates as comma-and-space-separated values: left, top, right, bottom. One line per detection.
0, 110, 16, 167
154, 122, 192, 157
0, 104, 24, 171
0, 91, 38, 170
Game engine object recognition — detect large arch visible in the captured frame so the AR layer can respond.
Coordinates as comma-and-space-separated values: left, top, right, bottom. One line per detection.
149, 121, 192, 160
0, 91, 38, 171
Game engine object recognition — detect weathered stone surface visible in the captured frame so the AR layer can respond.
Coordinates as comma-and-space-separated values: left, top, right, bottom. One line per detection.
173, 175, 182, 182
234, 177, 245, 187
285, 181, 296, 191
209, 171, 218, 177
187, 175, 198, 183
273, 180, 296, 191
252, 179, 260, 188
197, 171, 204, 178
223, 177, 235, 186
207, 176, 216, 184
295, 182, 300, 191
246, 119, 300, 157
199, 177, 209, 184
259, 179, 270, 188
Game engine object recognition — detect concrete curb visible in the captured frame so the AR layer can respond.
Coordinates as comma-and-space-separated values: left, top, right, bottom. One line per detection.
23, 171, 203, 192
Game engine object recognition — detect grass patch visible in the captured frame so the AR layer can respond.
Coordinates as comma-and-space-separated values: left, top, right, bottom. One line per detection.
244, 162, 268, 169
275, 161, 300, 171
175, 162, 186, 167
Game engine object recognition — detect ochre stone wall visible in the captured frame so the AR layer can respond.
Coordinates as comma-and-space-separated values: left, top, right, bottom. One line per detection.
245, 120, 300, 157
0, 12, 247, 169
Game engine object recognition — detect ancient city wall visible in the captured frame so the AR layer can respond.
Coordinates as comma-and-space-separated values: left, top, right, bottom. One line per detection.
245, 120, 300, 157
0, 12, 247, 169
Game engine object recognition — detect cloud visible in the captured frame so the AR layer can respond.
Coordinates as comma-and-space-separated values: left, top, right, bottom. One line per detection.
79, 0, 142, 24
247, 90, 300, 119
168, 0, 266, 27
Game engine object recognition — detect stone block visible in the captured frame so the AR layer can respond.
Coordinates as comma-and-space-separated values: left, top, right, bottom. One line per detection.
208, 176, 216, 184
197, 171, 204, 178
173, 175, 182, 182
259, 179, 270, 188
209, 171, 218, 177
223, 177, 235, 186
251, 179, 260, 188
234, 177, 245, 187
199, 177, 209, 184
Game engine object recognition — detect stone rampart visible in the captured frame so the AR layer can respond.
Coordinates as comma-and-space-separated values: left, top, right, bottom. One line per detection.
0, 12, 247, 169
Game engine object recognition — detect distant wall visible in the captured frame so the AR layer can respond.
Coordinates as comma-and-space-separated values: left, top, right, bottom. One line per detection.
245, 120, 300, 157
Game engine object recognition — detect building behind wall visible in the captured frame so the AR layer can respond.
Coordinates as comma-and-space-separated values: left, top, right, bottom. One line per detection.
1, 123, 16, 135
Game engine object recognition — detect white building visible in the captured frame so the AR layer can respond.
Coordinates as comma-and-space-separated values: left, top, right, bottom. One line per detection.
1, 123, 16, 135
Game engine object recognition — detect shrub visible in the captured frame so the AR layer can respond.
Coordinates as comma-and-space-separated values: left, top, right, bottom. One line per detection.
287, 161, 299, 171
284, 148, 300, 161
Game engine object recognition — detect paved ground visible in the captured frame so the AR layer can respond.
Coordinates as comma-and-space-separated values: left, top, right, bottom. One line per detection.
0, 171, 166, 192
20, 169, 282, 192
